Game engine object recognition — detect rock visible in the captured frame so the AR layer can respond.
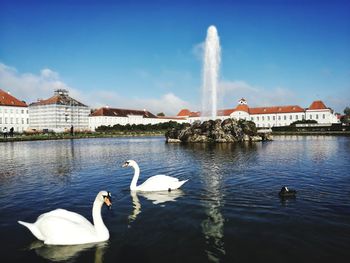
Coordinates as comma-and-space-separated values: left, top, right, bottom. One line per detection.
243, 134, 250, 141
250, 136, 263, 141
166, 138, 181, 143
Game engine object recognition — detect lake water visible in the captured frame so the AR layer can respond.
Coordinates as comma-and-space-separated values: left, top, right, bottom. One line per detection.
0, 136, 350, 263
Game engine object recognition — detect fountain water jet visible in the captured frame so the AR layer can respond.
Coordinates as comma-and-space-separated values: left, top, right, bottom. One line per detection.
201, 25, 221, 120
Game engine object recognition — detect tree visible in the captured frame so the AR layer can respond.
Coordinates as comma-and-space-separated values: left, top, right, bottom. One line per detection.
157, 112, 165, 116
344, 107, 350, 116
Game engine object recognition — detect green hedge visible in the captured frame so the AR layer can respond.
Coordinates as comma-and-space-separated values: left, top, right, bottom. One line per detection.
95, 121, 187, 132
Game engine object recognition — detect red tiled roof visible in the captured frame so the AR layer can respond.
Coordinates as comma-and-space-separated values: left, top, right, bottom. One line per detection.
189, 111, 200, 117
235, 104, 249, 113
30, 94, 87, 107
249, 105, 304, 115
177, 109, 192, 116
90, 107, 157, 118
177, 109, 201, 117
308, 100, 327, 110
218, 109, 235, 116
0, 89, 27, 107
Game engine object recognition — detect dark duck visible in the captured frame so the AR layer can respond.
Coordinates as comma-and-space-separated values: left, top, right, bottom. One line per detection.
279, 186, 297, 198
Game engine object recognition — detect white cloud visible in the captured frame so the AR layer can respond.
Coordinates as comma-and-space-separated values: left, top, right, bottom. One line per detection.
40, 68, 59, 79
0, 62, 76, 103
131, 93, 191, 116
0, 63, 192, 116
219, 80, 301, 108
82, 91, 191, 116
325, 92, 350, 114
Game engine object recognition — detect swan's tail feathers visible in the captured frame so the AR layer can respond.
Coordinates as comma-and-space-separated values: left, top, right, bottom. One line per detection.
174, 179, 189, 189
18, 221, 44, 241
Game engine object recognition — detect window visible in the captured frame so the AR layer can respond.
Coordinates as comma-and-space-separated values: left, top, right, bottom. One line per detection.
289, 115, 292, 120
273, 116, 275, 121
316, 114, 319, 119
16, 118, 19, 124
310, 114, 312, 119
21, 110, 24, 114
27, 119, 29, 124
323, 114, 325, 119
302, 115, 305, 120
278, 116, 281, 120
10, 118, 13, 124
296, 115, 298, 120
268, 116, 270, 121
0, 118, 2, 124
257, 117, 259, 121
5, 117, 8, 124
284, 115, 286, 120
251, 117, 254, 121
22, 118, 24, 124
262, 116, 264, 121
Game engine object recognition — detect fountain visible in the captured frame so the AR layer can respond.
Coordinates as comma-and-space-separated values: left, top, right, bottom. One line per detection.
202, 25, 221, 120
165, 26, 271, 143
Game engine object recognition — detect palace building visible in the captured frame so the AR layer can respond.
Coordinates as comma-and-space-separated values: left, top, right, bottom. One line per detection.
177, 98, 340, 127
29, 89, 90, 132
89, 107, 187, 131
0, 89, 29, 133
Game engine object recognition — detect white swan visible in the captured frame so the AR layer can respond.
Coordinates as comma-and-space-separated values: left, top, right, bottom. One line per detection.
122, 160, 188, 191
18, 191, 112, 245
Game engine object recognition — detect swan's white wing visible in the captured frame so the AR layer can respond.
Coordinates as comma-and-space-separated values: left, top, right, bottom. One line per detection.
37, 209, 91, 226
142, 175, 179, 185
139, 175, 184, 191
36, 215, 96, 245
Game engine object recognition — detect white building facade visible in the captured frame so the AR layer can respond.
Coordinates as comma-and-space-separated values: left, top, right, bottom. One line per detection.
178, 98, 340, 128
89, 107, 187, 131
29, 89, 89, 132
0, 89, 29, 133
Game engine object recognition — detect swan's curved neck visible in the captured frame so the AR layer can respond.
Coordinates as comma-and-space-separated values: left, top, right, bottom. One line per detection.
92, 199, 109, 238
130, 163, 140, 191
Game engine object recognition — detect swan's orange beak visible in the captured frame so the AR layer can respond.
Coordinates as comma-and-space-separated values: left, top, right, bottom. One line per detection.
104, 196, 112, 208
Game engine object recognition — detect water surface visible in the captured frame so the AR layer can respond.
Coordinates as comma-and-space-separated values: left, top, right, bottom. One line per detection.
1, 136, 349, 262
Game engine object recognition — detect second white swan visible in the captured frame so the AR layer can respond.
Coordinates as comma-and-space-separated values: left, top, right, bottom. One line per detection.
18, 191, 112, 245
122, 160, 188, 192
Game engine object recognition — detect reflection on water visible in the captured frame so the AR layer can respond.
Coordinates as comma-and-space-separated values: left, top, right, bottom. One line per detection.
129, 190, 184, 222
129, 191, 142, 223
28, 240, 108, 262
184, 143, 230, 262
138, 190, 184, 205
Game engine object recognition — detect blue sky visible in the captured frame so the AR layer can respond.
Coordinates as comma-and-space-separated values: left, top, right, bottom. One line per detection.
1, 0, 349, 114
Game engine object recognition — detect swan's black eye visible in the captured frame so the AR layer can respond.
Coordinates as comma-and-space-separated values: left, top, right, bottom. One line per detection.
125, 161, 129, 165
103, 194, 111, 201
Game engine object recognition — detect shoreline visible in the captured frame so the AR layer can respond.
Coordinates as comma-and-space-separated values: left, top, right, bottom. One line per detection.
0, 132, 165, 143
271, 131, 350, 136
1, 130, 350, 143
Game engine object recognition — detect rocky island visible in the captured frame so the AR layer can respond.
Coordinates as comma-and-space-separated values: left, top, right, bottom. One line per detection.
165, 118, 272, 143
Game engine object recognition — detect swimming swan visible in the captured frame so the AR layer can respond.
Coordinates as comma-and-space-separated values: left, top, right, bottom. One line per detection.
122, 160, 188, 192
18, 191, 112, 245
